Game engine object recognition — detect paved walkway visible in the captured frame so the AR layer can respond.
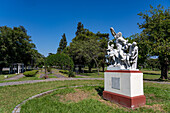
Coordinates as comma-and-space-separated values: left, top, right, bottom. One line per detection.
4, 74, 24, 80
1, 77, 169, 87
0, 78, 104, 86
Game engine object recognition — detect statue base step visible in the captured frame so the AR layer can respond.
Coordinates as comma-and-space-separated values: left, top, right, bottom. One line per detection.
103, 91, 146, 109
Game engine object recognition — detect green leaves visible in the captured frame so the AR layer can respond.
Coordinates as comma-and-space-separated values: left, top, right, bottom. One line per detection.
46, 53, 74, 70
57, 33, 67, 53
0, 26, 39, 70
137, 5, 169, 79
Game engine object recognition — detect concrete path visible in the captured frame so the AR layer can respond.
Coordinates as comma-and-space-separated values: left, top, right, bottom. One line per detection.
0, 78, 104, 87
0, 77, 169, 87
4, 74, 24, 80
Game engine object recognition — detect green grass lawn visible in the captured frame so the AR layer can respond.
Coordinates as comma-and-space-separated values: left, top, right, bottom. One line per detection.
0, 79, 169, 113
0, 74, 17, 81
77, 69, 170, 81
0, 80, 103, 113
0, 74, 43, 83
141, 70, 170, 80
78, 72, 104, 78
20, 82, 170, 113
0, 69, 59, 83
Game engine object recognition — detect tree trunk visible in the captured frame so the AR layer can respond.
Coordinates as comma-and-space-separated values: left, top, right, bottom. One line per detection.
160, 63, 168, 79
88, 66, 92, 73
78, 66, 82, 73
102, 64, 105, 72
97, 66, 99, 75
0, 67, 3, 74
159, 56, 169, 79
93, 59, 99, 75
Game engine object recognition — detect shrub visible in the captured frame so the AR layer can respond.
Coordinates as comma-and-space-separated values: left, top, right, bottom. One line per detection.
59, 70, 69, 74
47, 67, 52, 73
23, 70, 38, 77
68, 71, 75, 77
59, 70, 75, 77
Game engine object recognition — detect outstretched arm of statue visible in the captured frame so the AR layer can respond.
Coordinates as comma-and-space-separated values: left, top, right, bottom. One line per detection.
110, 27, 116, 37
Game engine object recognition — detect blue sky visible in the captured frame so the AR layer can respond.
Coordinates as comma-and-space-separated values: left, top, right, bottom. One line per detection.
0, 0, 169, 56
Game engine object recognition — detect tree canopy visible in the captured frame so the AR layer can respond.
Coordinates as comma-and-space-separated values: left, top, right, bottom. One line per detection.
0, 26, 40, 73
57, 33, 67, 53
68, 22, 109, 74
137, 5, 170, 79
46, 53, 74, 70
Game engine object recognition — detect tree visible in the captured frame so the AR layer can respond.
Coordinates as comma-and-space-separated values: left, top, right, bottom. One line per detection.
138, 5, 170, 79
0, 26, 36, 74
81, 38, 101, 75
75, 22, 84, 36
57, 33, 67, 53
128, 33, 150, 68
96, 32, 109, 72
46, 53, 74, 71
69, 22, 109, 74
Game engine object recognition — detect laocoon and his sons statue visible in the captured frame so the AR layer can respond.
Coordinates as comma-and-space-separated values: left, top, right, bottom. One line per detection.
107, 27, 138, 70
103, 27, 145, 109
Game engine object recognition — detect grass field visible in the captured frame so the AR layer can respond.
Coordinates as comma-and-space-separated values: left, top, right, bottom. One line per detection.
0, 74, 17, 81
77, 69, 170, 81
0, 79, 169, 113
20, 82, 170, 113
142, 70, 170, 80
0, 80, 103, 113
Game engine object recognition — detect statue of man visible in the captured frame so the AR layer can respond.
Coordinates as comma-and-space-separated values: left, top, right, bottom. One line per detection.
110, 27, 129, 67
129, 42, 138, 69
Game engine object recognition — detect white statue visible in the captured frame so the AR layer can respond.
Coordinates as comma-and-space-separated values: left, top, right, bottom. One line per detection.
107, 27, 138, 70
107, 40, 118, 66
129, 42, 138, 69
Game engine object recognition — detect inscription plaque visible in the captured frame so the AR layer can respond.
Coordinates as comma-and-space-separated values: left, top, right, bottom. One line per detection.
111, 77, 120, 90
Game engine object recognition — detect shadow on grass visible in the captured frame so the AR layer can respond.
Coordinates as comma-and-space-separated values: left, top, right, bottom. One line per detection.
95, 87, 104, 98
143, 72, 160, 75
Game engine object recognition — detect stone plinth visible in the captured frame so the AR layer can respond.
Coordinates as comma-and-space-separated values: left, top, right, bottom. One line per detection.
103, 70, 146, 109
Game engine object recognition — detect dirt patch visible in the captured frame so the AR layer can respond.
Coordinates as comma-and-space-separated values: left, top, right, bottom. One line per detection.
59, 89, 89, 103
143, 104, 164, 112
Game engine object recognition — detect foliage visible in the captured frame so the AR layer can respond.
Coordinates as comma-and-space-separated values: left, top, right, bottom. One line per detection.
68, 22, 109, 74
46, 53, 74, 70
128, 33, 150, 68
47, 67, 52, 73
68, 71, 75, 77
23, 70, 38, 77
0, 26, 41, 73
57, 33, 67, 53
138, 5, 170, 79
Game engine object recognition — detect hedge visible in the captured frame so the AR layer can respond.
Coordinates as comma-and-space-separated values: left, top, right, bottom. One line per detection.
23, 70, 39, 77
59, 70, 75, 77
